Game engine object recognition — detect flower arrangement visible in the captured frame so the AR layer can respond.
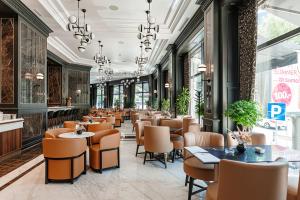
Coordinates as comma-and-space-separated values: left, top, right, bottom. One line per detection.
228, 130, 252, 144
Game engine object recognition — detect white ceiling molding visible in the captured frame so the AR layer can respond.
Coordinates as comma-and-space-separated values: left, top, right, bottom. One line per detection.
21, 0, 199, 83
38, 0, 69, 31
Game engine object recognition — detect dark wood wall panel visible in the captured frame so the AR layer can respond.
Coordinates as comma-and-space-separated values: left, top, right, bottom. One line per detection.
19, 111, 46, 148
47, 65, 62, 105
0, 18, 14, 104
0, 129, 22, 157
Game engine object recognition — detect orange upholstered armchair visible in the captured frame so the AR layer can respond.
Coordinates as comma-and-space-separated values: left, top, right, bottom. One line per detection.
135, 120, 151, 156
114, 113, 122, 127
89, 129, 121, 173
44, 128, 74, 138
43, 138, 87, 184
63, 121, 77, 131
87, 123, 113, 132
206, 160, 288, 200
184, 131, 224, 200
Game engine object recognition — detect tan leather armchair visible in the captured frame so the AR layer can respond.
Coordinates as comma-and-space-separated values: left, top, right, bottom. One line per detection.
188, 123, 201, 133
182, 117, 196, 134
45, 128, 74, 138
206, 159, 288, 200
43, 138, 87, 184
89, 129, 121, 173
160, 119, 184, 162
135, 121, 151, 156
106, 116, 116, 127
131, 113, 140, 131
114, 113, 122, 127
63, 121, 77, 131
184, 131, 224, 200
87, 123, 113, 132
287, 172, 300, 200
143, 126, 173, 168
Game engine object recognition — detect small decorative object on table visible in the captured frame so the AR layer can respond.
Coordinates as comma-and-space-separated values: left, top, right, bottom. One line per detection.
229, 131, 252, 153
76, 124, 85, 135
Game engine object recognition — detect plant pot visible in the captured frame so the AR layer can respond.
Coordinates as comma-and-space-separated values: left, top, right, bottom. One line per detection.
236, 143, 246, 153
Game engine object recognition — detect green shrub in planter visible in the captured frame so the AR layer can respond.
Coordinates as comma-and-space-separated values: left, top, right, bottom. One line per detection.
176, 87, 190, 115
225, 100, 263, 132
161, 98, 170, 112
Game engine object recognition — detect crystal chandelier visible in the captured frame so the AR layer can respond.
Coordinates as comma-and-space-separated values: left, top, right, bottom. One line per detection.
121, 79, 135, 88
137, 0, 159, 52
94, 41, 109, 68
67, 0, 95, 52
135, 41, 148, 66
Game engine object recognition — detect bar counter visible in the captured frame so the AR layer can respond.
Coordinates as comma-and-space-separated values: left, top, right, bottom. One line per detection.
0, 118, 24, 160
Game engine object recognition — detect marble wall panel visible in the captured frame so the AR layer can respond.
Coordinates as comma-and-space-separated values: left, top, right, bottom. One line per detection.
0, 18, 14, 104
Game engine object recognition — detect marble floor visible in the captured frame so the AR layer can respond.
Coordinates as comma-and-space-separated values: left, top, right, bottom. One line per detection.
0, 121, 206, 200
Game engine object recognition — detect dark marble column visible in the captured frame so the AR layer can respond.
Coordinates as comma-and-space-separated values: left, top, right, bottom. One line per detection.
156, 64, 162, 110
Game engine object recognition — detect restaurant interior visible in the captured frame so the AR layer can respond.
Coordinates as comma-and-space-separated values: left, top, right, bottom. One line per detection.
0, 0, 300, 200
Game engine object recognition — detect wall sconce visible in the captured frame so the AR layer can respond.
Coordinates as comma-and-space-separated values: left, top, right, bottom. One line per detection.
36, 73, 44, 80
153, 89, 157, 94
75, 89, 81, 96
198, 64, 207, 72
165, 83, 170, 88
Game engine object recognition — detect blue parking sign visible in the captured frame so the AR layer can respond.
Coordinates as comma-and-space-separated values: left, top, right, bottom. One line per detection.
267, 103, 286, 121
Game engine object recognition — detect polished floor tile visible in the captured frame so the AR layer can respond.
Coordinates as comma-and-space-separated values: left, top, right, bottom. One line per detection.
0, 121, 205, 200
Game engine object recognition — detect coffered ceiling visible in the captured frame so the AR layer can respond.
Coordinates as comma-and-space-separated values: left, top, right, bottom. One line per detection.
20, 0, 199, 83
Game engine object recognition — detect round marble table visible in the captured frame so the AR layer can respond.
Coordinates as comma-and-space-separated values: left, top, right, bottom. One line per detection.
59, 132, 95, 139
59, 132, 95, 146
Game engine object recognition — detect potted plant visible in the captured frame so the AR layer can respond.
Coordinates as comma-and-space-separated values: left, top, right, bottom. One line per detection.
176, 87, 190, 118
114, 99, 121, 110
195, 90, 204, 124
225, 100, 263, 152
161, 98, 171, 117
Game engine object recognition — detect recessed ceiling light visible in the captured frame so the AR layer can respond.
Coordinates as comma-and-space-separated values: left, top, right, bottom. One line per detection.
109, 5, 119, 11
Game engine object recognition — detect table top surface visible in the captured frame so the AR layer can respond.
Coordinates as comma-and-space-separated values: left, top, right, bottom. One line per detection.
186, 145, 300, 164
169, 127, 183, 133
79, 122, 100, 125
59, 132, 95, 139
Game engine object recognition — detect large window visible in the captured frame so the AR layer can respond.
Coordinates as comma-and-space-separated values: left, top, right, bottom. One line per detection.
254, 0, 300, 150
113, 85, 124, 108
96, 87, 105, 108
135, 82, 149, 109
190, 31, 205, 122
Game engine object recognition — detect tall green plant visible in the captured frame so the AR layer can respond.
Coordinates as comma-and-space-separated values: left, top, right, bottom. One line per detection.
176, 87, 190, 115
114, 99, 121, 109
225, 100, 263, 132
161, 98, 170, 112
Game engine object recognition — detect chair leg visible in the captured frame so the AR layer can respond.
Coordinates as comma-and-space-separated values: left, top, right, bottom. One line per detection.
185, 175, 189, 186
143, 151, 148, 165
188, 177, 194, 200
117, 147, 120, 168
136, 145, 140, 157
164, 153, 168, 169
172, 149, 176, 163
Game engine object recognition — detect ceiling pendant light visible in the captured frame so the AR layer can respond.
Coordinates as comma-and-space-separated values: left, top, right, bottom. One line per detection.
94, 41, 109, 67
137, 0, 160, 52
67, 0, 95, 52
135, 41, 148, 65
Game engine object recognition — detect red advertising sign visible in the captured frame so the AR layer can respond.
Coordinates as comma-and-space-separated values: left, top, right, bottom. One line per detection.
272, 83, 292, 105
271, 83, 292, 105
